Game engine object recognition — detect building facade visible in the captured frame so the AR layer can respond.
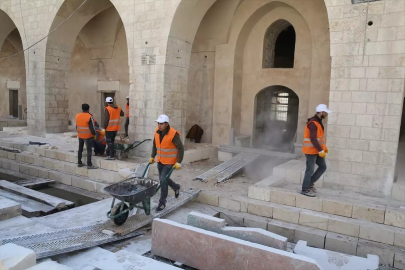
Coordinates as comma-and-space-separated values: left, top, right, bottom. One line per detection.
0, 0, 404, 197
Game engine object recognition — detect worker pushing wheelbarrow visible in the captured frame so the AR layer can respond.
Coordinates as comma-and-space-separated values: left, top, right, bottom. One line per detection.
104, 162, 176, 225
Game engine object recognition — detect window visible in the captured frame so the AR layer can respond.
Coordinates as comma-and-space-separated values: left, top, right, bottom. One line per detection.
270, 92, 289, 121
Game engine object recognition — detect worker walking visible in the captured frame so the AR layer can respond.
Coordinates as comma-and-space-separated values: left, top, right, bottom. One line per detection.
103, 97, 124, 160
301, 104, 331, 197
93, 127, 107, 156
76, 104, 98, 169
125, 96, 129, 138
149, 114, 183, 212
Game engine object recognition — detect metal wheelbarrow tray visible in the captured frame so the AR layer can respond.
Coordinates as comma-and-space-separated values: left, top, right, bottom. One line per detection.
104, 178, 158, 204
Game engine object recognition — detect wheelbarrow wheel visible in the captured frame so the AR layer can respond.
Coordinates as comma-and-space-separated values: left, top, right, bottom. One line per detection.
111, 203, 129, 226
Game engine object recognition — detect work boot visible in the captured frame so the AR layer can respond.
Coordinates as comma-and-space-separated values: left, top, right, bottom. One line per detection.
174, 185, 181, 199
104, 156, 115, 160
300, 189, 315, 197
78, 163, 84, 167
156, 203, 166, 212
87, 165, 98, 169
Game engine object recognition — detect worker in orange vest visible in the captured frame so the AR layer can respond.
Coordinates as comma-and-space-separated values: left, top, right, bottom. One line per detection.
93, 127, 107, 156
149, 114, 183, 212
76, 104, 98, 169
103, 97, 124, 160
124, 96, 129, 138
301, 104, 331, 197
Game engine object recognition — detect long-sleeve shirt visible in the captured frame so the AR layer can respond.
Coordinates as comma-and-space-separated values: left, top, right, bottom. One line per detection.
103, 105, 125, 130
307, 115, 324, 152
151, 126, 184, 163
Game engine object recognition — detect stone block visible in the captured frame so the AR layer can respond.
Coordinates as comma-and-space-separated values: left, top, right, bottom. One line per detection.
299, 211, 328, 230
72, 177, 96, 192
53, 161, 64, 171
247, 201, 273, 218
38, 169, 50, 179
322, 199, 353, 217
243, 215, 269, 230
56, 152, 67, 161
395, 252, 405, 270
328, 217, 360, 237
0, 243, 36, 270
7, 80, 20, 89
64, 163, 77, 174
272, 204, 301, 224
27, 261, 73, 270
270, 190, 296, 207
33, 157, 44, 167
76, 167, 88, 177
394, 231, 405, 248
352, 204, 385, 223
359, 223, 395, 245
9, 162, 19, 172
7, 152, 15, 160
296, 195, 323, 212
218, 197, 241, 212
325, 232, 358, 255
219, 211, 244, 227
49, 172, 72, 185
248, 185, 271, 202
385, 208, 405, 228
151, 219, 322, 270
295, 240, 379, 270
35, 148, 46, 156
357, 239, 395, 267
45, 150, 57, 159
0, 196, 21, 221
196, 192, 219, 207
267, 219, 298, 241
218, 151, 233, 162
187, 212, 287, 250
294, 226, 326, 249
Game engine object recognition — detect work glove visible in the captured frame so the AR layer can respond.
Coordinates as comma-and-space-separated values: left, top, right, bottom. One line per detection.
318, 150, 326, 158
93, 135, 97, 140
325, 147, 329, 153
149, 158, 155, 164
101, 129, 106, 136
173, 163, 181, 170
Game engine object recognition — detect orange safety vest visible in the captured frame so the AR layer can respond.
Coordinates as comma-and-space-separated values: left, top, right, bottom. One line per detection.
105, 106, 121, 131
76, 113, 93, 139
126, 104, 129, 117
96, 130, 107, 145
302, 121, 326, 155
154, 127, 180, 165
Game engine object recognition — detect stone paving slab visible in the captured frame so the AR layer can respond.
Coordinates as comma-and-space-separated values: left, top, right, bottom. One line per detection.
0, 195, 21, 221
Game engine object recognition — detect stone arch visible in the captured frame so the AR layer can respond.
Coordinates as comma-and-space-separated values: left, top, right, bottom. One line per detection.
43, 0, 130, 133
0, 9, 26, 120
253, 86, 299, 151
263, 19, 295, 68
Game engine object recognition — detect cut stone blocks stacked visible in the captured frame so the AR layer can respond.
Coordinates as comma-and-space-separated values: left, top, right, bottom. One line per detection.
194, 159, 405, 268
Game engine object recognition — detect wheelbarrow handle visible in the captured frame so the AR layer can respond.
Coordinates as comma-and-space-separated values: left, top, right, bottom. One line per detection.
142, 162, 152, 178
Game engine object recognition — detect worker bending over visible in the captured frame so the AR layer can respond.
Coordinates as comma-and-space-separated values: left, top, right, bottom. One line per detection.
93, 127, 107, 156
76, 104, 97, 169
301, 104, 331, 197
149, 114, 183, 212
103, 97, 124, 160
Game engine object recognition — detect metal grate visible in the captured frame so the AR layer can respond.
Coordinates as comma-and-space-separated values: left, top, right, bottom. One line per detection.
1, 190, 200, 258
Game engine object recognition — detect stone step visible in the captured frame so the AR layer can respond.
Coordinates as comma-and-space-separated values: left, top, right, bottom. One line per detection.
0, 157, 111, 194
0, 195, 21, 221
272, 159, 325, 186
248, 182, 405, 229
195, 191, 405, 250
211, 205, 405, 268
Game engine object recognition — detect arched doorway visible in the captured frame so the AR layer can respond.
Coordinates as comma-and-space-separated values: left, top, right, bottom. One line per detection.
254, 86, 299, 152
0, 10, 25, 120
45, 0, 129, 133
263, 20, 296, 69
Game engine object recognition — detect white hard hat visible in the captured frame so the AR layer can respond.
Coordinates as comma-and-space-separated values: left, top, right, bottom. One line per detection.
316, 104, 332, 113
105, 97, 113, 103
126, 96, 129, 99
155, 114, 169, 123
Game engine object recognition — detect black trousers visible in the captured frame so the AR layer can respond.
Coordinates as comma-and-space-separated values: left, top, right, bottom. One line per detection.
157, 162, 179, 205
124, 117, 129, 137
105, 131, 117, 158
93, 140, 106, 155
78, 138, 93, 166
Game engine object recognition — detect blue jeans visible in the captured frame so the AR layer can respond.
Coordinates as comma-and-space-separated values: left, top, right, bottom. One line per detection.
302, 154, 327, 191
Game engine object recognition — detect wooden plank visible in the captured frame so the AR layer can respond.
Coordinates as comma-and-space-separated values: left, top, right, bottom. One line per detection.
194, 153, 249, 181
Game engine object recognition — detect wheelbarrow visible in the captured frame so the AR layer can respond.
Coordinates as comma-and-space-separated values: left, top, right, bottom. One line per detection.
104, 162, 175, 225
112, 139, 151, 160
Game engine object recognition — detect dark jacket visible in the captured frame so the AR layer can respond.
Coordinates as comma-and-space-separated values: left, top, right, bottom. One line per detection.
307, 114, 324, 152
151, 125, 184, 163
103, 105, 124, 130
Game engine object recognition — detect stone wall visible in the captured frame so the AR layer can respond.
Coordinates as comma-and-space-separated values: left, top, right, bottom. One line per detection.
325, 0, 405, 195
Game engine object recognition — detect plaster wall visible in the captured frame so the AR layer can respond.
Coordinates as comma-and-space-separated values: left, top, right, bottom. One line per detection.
67, 26, 129, 129
0, 39, 26, 119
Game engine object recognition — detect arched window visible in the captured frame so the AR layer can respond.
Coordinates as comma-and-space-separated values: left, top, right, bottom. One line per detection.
263, 20, 296, 69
